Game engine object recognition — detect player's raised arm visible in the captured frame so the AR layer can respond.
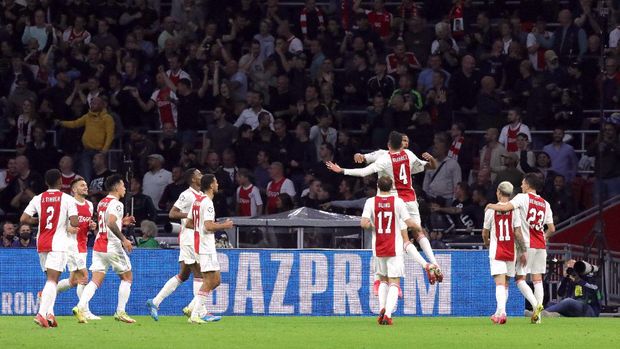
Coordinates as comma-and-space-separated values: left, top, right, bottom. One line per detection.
485, 202, 514, 212
326, 161, 379, 177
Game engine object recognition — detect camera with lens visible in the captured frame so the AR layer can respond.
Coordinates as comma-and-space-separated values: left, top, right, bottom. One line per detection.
574, 260, 599, 276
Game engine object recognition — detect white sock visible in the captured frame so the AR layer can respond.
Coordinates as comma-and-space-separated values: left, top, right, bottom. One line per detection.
404, 242, 428, 267
534, 281, 544, 307
153, 275, 183, 308
496, 285, 507, 315
39, 281, 57, 317
190, 291, 208, 318
378, 281, 389, 311
76, 283, 91, 314
517, 280, 538, 309
57, 279, 72, 293
78, 281, 97, 310
187, 277, 203, 310
505, 285, 509, 300
385, 283, 400, 318
417, 236, 438, 265
117, 281, 131, 313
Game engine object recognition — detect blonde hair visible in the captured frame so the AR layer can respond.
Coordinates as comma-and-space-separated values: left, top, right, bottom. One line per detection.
497, 181, 514, 197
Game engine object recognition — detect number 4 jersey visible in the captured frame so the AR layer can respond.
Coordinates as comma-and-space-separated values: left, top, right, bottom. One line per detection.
362, 194, 411, 257
510, 193, 553, 249
24, 189, 78, 253
484, 202, 521, 261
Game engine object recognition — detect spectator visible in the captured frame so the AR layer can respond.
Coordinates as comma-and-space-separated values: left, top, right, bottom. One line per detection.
516, 132, 536, 173
417, 54, 450, 94
20, 9, 50, 51
599, 57, 620, 109
367, 60, 395, 101
477, 75, 503, 130
157, 17, 181, 53
289, 121, 317, 189
0, 155, 44, 214
1, 222, 16, 248
205, 106, 237, 156
235, 168, 263, 217
312, 142, 341, 189
88, 152, 114, 200
62, 15, 91, 47
448, 122, 474, 181
450, 55, 480, 123
254, 149, 272, 190
266, 162, 296, 214
175, 78, 202, 146
56, 96, 114, 182
552, 9, 587, 65
255, 112, 276, 148
548, 174, 575, 223
58, 155, 82, 194
587, 123, 620, 202
424, 70, 452, 131
343, 51, 373, 106
295, 85, 328, 125
23, 125, 61, 175
254, 20, 275, 61
271, 119, 294, 164
129, 177, 158, 225
234, 90, 274, 131
430, 231, 447, 249
494, 153, 524, 195
535, 151, 558, 195
92, 19, 119, 50
431, 180, 477, 232
480, 128, 507, 182
222, 149, 239, 187
12, 223, 35, 247
470, 186, 489, 229
430, 21, 459, 65
156, 123, 182, 170
301, 179, 323, 209
142, 154, 173, 208
14, 98, 37, 149
386, 40, 421, 74
133, 72, 178, 129
268, 75, 294, 118
0, 159, 17, 194
6, 74, 36, 120
403, 16, 434, 65
299, 0, 325, 41
543, 128, 578, 182
354, 0, 393, 40
232, 125, 260, 170
277, 20, 304, 54
309, 112, 337, 159
158, 166, 185, 211
526, 17, 554, 72
499, 108, 532, 152
137, 220, 160, 248
423, 133, 462, 205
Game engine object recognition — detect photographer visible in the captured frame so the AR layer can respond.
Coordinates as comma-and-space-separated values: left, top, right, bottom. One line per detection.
545, 259, 601, 317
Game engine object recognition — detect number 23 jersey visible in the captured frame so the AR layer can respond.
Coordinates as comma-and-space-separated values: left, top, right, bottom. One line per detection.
510, 193, 553, 249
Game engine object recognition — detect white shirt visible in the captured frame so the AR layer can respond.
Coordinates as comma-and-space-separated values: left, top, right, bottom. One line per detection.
94, 195, 125, 253
24, 189, 78, 252
422, 157, 462, 201
609, 27, 620, 48
143, 168, 173, 207
266, 178, 296, 198
509, 192, 553, 249
187, 195, 217, 254
484, 202, 521, 261
309, 125, 337, 159
499, 123, 532, 151
526, 31, 553, 71
234, 107, 274, 130
173, 187, 203, 246
430, 38, 459, 55
287, 36, 304, 54
236, 184, 263, 217
362, 194, 410, 257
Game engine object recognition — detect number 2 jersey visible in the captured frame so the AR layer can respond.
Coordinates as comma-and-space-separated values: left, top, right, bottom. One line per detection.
509, 193, 553, 249
484, 202, 521, 261
24, 189, 78, 253
352, 149, 427, 202
362, 194, 411, 257
93, 195, 125, 253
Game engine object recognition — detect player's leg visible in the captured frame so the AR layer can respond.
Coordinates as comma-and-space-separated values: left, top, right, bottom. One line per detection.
383, 276, 401, 325
149, 262, 191, 321
374, 257, 389, 323
114, 270, 136, 323
74, 251, 108, 323
36, 252, 67, 328
407, 201, 442, 281
492, 274, 507, 323
189, 253, 221, 323
528, 248, 546, 323
184, 263, 203, 316
402, 226, 436, 284
74, 268, 98, 319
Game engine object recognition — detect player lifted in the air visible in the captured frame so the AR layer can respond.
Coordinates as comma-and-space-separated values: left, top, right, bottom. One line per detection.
486, 173, 556, 324
47, 178, 100, 321
326, 131, 443, 283
147, 168, 204, 321
361, 175, 427, 325
21, 169, 79, 328
72, 174, 137, 324
186, 174, 234, 324
482, 181, 527, 325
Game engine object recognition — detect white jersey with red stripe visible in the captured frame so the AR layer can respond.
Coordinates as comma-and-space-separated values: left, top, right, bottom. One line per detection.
509, 192, 553, 249
24, 189, 78, 252
348, 149, 427, 202
484, 202, 521, 261
187, 195, 216, 254
93, 195, 125, 253
173, 187, 203, 246
362, 194, 410, 257
70, 199, 93, 253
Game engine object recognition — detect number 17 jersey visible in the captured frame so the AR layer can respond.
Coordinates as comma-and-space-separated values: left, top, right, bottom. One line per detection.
509, 193, 553, 249
362, 194, 411, 257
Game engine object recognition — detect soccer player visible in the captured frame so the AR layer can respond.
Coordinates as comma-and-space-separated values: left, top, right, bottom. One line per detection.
486, 173, 556, 324
361, 175, 425, 325
482, 181, 527, 325
186, 174, 234, 324
50, 178, 100, 320
327, 131, 443, 283
20, 169, 79, 328
147, 168, 203, 320
235, 168, 263, 217
72, 174, 137, 324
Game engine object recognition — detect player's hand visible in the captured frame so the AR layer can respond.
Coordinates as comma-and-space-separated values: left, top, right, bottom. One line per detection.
519, 252, 527, 267
421, 152, 434, 162
122, 214, 136, 226
485, 204, 492, 211
325, 161, 343, 174
122, 238, 133, 253
353, 153, 365, 163
88, 219, 97, 231
220, 219, 233, 229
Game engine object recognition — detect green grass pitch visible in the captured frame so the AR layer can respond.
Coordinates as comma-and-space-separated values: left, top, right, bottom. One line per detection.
0, 316, 618, 349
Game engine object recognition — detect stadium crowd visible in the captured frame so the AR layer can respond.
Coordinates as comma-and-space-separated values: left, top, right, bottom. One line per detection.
2, 0, 620, 246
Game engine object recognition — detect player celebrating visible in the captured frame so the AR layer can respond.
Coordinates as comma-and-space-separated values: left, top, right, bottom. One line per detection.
486, 173, 556, 324
326, 131, 443, 283
482, 181, 527, 325
147, 168, 203, 321
20, 169, 79, 328
361, 176, 426, 325
186, 174, 234, 324
72, 174, 137, 324
49, 178, 100, 320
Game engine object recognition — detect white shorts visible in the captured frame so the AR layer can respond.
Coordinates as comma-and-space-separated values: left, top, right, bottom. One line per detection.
38, 251, 68, 272
90, 250, 132, 274
490, 258, 516, 277
374, 255, 405, 278
178, 245, 199, 264
199, 253, 220, 272
67, 251, 88, 272
404, 201, 421, 226
516, 248, 547, 275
